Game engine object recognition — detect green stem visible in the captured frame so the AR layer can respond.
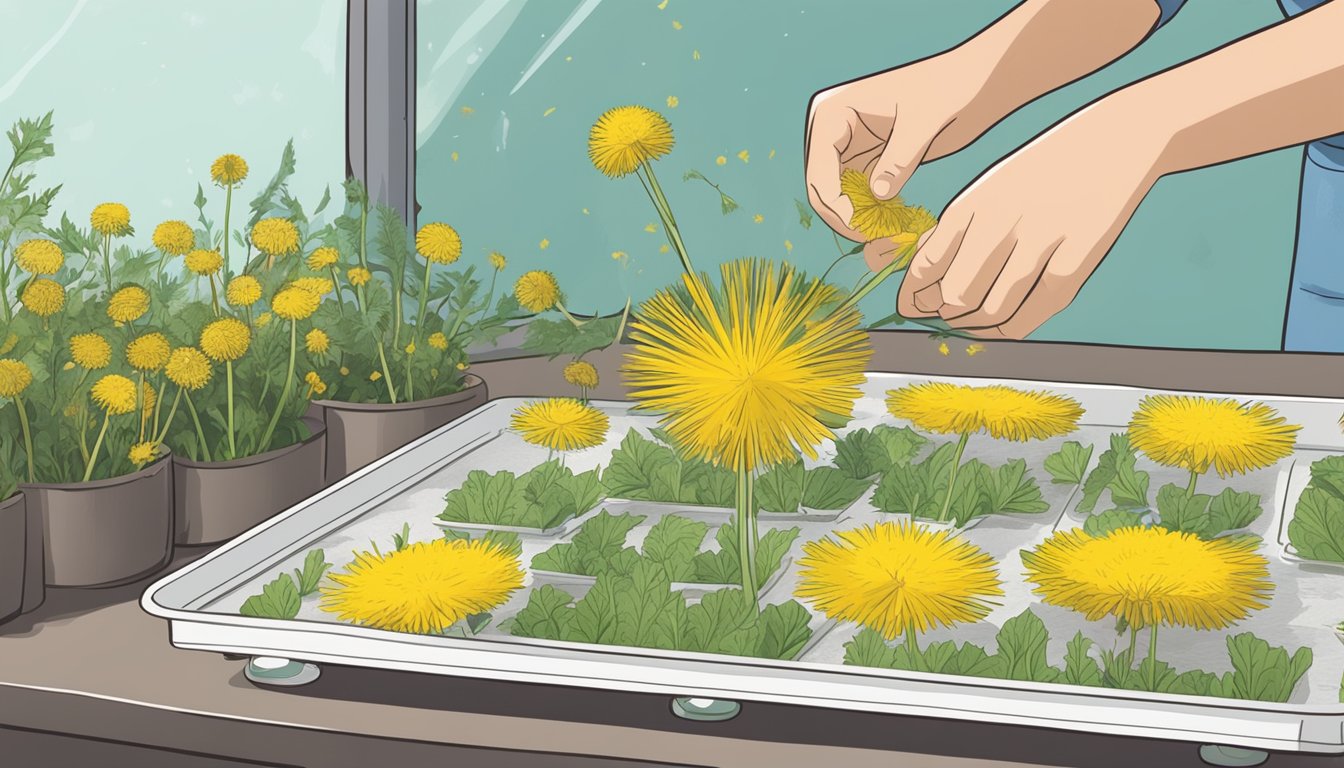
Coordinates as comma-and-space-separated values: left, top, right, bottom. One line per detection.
735, 466, 758, 610
471, 270, 499, 326
101, 234, 113, 295
137, 371, 148, 443
82, 412, 111, 482
154, 387, 183, 445
904, 624, 924, 672
1186, 469, 1199, 497
330, 266, 345, 317
376, 341, 398, 403
830, 241, 917, 318
414, 259, 432, 342
0, 242, 13, 323
222, 183, 234, 279
12, 396, 34, 483
208, 274, 221, 316
937, 433, 971, 523
77, 403, 91, 465
258, 320, 298, 451
225, 360, 237, 459
1146, 624, 1160, 691
639, 162, 694, 276
404, 346, 414, 402
555, 301, 585, 328
1127, 626, 1139, 668
183, 390, 212, 462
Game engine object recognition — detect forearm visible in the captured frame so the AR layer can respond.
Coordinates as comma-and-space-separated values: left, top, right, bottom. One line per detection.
1109, 0, 1344, 177
949, 0, 1161, 140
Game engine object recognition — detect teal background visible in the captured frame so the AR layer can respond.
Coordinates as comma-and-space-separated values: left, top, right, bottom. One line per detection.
415, 0, 1299, 350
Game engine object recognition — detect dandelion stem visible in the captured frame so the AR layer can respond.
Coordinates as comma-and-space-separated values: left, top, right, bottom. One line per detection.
137, 372, 147, 443
472, 269, 499, 326
555, 301, 585, 328
735, 466, 758, 610
222, 183, 234, 279
330, 266, 345, 317
414, 259, 432, 343
208, 274, 221, 316
101, 234, 113, 295
1127, 625, 1139, 668
183, 390, 212, 462
258, 319, 298, 451
1146, 624, 1160, 691
12, 396, 34, 483
830, 241, 917, 318
225, 360, 237, 459
639, 161, 694, 276
904, 624, 924, 671
77, 403, 91, 465
937, 432, 971, 523
1186, 469, 1199, 497
82, 412, 111, 483
376, 342, 398, 403
154, 387, 183, 445
0, 242, 13, 322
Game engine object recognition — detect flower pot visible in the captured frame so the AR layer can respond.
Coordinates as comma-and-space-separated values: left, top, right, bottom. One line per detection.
20, 454, 174, 588
172, 416, 327, 545
313, 374, 487, 480
0, 492, 33, 623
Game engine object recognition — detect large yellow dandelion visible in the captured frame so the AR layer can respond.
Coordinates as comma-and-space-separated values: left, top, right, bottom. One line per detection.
20, 278, 65, 317
152, 220, 195, 255
514, 270, 560, 313
0, 359, 33, 399
90, 202, 132, 237
125, 332, 171, 372
289, 277, 334, 297
200, 318, 251, 362
1127, 395, 1299, 478
796, 521, 1003, 640
272, 286, 320, 321
510, 398, 610, 452
306, 246, 339, 271
15, 239, 64, 275
251, 218, 300, 257
588, 105, 675, 178
304, 328, 330, 355
563, 360, 599, 390
320, 538, 525, 634
211, 154, 249, 186
225, 275, 263, 308
184, 249, 223, 277
887, 382, 1083, 442
69, 333, 112, 370
415, 222, 462, 264
107, 285, 150, 323
625, 259, 871, 472
164, 347, 213, 391
90, 374, 138, 415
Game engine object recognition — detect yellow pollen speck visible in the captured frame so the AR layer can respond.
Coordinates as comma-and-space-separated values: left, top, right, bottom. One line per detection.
769, 149, 776, 159
938, 342, 950, 356
659, 244, 670, 254
582, 208, 590, 215
715, 155, 726, 166
565, 55, 573, 62
784, 240, 793, 252
666, 96, 679, 108
450, 151, 459, 162
692, 49, 700, 60
967, 344, 986, 357
461, 106, 474, 115
612, 251, 627, 260
753, 214, 764, 224
672, 20, 683, 30
539, 238, 550, 250
738, 150, 749, 163
657, 0, 668, 8
644, 223, 657, 233
543, 107, 557, 117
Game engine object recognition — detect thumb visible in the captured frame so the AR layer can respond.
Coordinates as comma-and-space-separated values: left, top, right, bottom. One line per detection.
868, 132, 928, 201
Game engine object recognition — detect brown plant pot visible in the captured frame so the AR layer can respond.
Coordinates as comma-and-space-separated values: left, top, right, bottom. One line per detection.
20, 454, 174, 588
0, 492, 33, 623
172, 416, 327, 545
313, 374, 488, 480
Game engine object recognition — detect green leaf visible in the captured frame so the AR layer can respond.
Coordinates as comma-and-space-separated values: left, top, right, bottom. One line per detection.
570, 570, 624, 645
754, 600, 813, 660
239, 574, 301, 620
1078, 433, 1128, 514
757, 460, 806, 514
1307, 455, 1344, 502
604, 430, 679, 501
833, 426, 925, 480
511, 585, 576, 640
1206, 488, 1263, 536
844, 628, 897, 668
689, 521, 796, 586
440, 469, 527, 526
1082, 509, 1146, 537
981, 460, 1049, 516
873, 425, 928, 467
641, 515, 709, 582
684, 587, 756, 654
1109, 445, 1151, 510
6, 112, 55, 170
292, 549, 332, 597
1063, 632, 1102, 687
753, 526, 799, 585
568, 509, 645, 574
995, 610, 1060, 683
801, 467, 870, 510
246, 139, 298, 229
1225, 633, 1313, 703
612, 561, 683, 649
1155, 483, 1213, 537
521, 317, 621, 359
794, 199, 814, 229
1044, 441, 1093, 486
1288, 487, 1344, 562
872, 445, 951, 519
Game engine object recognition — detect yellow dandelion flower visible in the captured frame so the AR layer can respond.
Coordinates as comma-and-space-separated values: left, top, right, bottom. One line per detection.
20, 278, 65, 317
796, 521, 1003, 640
225, 275, 263, 307
340, 366, 350, 376
320, 538, 524, 634
625, 259, 871, 472
456, 362, 468, 371
784, 240, 793, 253
306, 246, 340, 271
644, 223, 658, 233
15, 239, 64, 275
210, 154, 249, 186
369, 370, 382, 382
840, 169, 929, 241
938, 341, 950, 356
125, 332, 171, 372
905, 206, 938, 237
415, 222, 462, 265
251, 218, 300, 257
405, 341, 416, 355
164, 347, 212, 391
488, 251, 507, 271
0, 359, 33, 398
304, 371, 321, 386
738, 150, 750, 163
290, 277, 334, 296
90, 374, 138, 415
587, 105, 675, 178
1022, 526, 1272, 631
511, 397, 609, 452
1128, 395, 1299, 478
255, 312, 272, 328
666, 95, 679, 108
672, 19, 683, 29
304, 328, 330, 355
539, 238, 550, 250
514, 270, 560, 313
0, 333, 17, 355
563, 360, 599, 389
347, 266, 372, 287
200, 318, 251, 362
715, 155, 727, 166
128, 441, 159, 467
184, 248, 223, 277
107, 285, 150, 323
90, 202, 132, 237
272, 286, 320, 321
152, 220, 194, 255
886, 382, 1083, 442
428, 332, 449, 351
752, 214, 764, 224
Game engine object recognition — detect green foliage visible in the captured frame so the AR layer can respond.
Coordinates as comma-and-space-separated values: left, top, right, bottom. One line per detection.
794, 198, 814, 229
604, 429, 735, 506
844, 610, 1058, 683
691, 520, 798, 587
873, 444, 1047, 525
1288, 457, 1344, 562
1078, 433, 1149, 514
292, 549, 332, 597
520, 315, 622, 360
239, 573, 301, 620
756, 460, 871, 514
440, 460, 603, 531
1223, 633, 1313, 703
683, 170, 739, 215
1083, 509, 1145, 537
531, 510, 644, 576
832, 425, 927, 480
511, 562, 813, 660
1043, 441, 1093, 486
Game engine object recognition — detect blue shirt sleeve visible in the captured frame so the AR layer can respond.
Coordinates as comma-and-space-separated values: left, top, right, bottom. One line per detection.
1153, 0, 1188, 27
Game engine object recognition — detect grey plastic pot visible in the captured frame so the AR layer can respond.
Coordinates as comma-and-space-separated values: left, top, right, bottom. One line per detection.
172, 416, 327, 545
313, 374, 487, 480
20, 454, 174, 588
0, 492, 34, 623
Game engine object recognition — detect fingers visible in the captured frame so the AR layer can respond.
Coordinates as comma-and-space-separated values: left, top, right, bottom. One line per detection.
935, 227, 1019, 321
868, 125, 929, 201
960, 242, 1084, 340
944, 239, 1062, 330
804, 107, 863, 242
896, 216, 969, 317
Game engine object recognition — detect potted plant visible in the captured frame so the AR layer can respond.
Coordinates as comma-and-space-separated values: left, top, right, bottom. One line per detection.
0, 381, 31, 621
156, 146, 330, 545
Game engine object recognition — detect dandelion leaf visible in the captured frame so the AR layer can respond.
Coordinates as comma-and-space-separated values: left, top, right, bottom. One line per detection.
844, 628, 897, 668
1063, 632, 1103, 687
995, 610, 1060, 683
239, 574, 301, 620
511, 584, 576, 640
801, 467, 870, 511
1206, 487, 1263, 536
1155, 483, 1213, 537
1044, 441, 1094, 486
1082, 509, 1145, 537
982, 459, 1049, 516
757, 460, 806, 514
1226, 632, 1313, 703
641, 514, 709, 582
754, 601, 813, 660
1307, 455, 1344, 502
1288, 487, 1344, 562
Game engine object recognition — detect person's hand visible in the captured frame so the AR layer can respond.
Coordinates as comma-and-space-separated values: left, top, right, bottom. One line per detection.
804, 53, 996, 251
897, 97, 1170, 339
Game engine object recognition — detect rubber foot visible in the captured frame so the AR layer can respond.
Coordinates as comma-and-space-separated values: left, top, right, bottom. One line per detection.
244, 656, 321, 687
1199, 745, 1270, 767
671, 697, 741, 722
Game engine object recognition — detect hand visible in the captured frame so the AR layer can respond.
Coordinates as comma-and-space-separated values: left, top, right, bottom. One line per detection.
804, 53, 994, 246
896, 97, 1169, 339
